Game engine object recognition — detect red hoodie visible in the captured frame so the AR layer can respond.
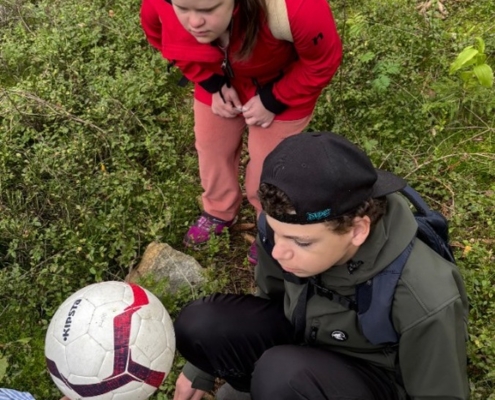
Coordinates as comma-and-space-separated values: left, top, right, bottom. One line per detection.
141, 0, 342, 120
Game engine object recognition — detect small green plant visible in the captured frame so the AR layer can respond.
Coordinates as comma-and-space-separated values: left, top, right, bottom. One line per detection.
449, 37, 494, 88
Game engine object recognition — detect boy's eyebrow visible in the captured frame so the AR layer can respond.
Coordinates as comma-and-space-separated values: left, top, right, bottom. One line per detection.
266, 218, 316, 241
281, 234, 314, 241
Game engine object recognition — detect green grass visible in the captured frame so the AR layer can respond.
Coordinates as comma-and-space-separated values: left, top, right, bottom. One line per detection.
1, 0, 494, 398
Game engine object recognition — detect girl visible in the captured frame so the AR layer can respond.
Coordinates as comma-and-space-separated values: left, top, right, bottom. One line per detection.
141, 0, 342, 262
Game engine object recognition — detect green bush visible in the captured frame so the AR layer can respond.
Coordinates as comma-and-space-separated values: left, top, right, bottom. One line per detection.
1, 0, 199, 396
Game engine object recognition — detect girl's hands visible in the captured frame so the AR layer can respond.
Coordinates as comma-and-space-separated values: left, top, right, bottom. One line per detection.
211, 84, 242, 118
211, 87, 275, 129
242, 95, 275, 128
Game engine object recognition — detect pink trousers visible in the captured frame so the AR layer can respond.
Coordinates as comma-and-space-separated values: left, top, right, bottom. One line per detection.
194, 100, 311, 221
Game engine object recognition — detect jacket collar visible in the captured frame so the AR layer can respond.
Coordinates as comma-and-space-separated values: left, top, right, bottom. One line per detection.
319, 193, 418, 293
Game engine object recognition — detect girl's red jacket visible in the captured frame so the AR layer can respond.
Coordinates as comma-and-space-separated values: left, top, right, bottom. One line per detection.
140, 0, 342, 120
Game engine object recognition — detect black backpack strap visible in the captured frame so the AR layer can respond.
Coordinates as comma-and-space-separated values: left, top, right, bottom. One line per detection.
400, 185, 455, 263
310, 275, 358, 311
258, 212, 274, 256
291, 282, 311, 343
400, 185, 431, 215
356, 241, 414, 345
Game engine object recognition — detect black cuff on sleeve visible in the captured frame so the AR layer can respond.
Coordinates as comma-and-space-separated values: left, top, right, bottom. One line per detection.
258, 83, 288, 115
182, 362, 216, 392
198, 74, 227, 93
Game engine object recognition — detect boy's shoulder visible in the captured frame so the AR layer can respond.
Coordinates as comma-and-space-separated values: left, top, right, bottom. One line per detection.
393, 239, 466, 330
388, 186, 462, 304
373, 188, 466, 335
402, 239, 460, 296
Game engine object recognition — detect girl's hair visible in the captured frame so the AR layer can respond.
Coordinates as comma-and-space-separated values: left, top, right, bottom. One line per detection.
236, 0, 267, 60
258, 183, 388, 234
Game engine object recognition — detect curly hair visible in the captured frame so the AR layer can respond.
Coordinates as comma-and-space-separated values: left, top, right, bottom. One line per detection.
258, 183, 388, 234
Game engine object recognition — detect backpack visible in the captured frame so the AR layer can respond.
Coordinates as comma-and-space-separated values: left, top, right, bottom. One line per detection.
257, 185, 456, 345
266, 0, 293, 42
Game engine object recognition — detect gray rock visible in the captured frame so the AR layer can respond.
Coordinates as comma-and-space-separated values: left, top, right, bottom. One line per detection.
127, 242, 206, 293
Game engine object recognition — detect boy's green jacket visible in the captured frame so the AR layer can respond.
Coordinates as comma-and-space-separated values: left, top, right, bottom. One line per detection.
255, 193, 469, 400
184, 194, 469, 399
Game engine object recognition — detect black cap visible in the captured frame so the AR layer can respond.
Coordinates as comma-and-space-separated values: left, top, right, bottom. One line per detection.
260, 132, 407, 224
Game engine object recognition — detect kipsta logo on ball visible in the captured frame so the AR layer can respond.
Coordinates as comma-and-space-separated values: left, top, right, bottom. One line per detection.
45, 281, 175, 399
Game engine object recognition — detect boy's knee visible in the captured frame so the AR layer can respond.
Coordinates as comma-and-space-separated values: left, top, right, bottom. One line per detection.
174, 295, 223, 346
175, 294, 248, 349
251, 345, 303, 396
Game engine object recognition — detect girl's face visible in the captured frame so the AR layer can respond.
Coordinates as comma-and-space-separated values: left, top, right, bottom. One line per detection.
172, 0, 235, 43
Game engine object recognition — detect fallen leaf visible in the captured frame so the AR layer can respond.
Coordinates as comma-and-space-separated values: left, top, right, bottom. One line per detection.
232, 223, 256, 231
242, 233, 256, 244
462, 245, 472, 257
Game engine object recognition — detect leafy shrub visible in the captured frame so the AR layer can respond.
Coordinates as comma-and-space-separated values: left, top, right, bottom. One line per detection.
0, 0, 200, 396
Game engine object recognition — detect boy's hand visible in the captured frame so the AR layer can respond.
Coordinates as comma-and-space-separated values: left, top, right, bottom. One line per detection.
242, 95, 275, 128
173, 372, 206, 400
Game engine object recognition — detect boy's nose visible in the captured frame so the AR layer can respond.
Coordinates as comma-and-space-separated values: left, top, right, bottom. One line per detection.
271, 242, 291, 261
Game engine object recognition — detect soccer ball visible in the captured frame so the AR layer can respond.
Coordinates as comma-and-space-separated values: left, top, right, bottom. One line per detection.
45, 281, 175, 400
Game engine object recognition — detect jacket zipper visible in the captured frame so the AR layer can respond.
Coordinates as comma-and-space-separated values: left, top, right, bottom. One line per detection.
219, 20, 234, 86
220, 46, 234, 86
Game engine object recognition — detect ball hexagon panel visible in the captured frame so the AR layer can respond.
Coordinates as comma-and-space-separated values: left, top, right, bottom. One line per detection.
161, 313, 175, 350
98, 350, 118, 381
84, 282, 129, 307
135, 297, 165, 321
44, 336, 69, 374
151, 347, 175, 374
48, 297, 96, 345
89, 300, 130, 351
135, 318, 169, 352
66, 333, 108, 378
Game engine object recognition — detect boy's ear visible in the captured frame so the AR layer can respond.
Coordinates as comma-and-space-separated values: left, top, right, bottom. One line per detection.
350, 216, 371, 247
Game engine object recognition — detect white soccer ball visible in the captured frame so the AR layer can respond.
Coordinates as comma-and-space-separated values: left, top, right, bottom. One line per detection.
45, 281, 175, 400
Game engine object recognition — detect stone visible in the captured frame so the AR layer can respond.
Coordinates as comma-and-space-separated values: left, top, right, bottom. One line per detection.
127, 242, 205, 293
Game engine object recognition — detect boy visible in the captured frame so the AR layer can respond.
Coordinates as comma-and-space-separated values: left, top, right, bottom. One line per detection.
173, 132, 469, 400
